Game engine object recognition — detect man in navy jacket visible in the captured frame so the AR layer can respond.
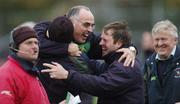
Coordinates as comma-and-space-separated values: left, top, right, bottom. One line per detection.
42, 21, 144, 104
144, 20, 180, 104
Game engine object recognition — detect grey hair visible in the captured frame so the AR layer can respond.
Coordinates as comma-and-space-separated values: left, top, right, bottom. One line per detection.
152, 20, 178, 38
66, 5, 90, 19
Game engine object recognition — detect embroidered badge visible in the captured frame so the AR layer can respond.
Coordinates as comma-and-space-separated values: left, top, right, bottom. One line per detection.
174, 68, 180, 78
151, 76, 157, 81
0, 90, 12, 96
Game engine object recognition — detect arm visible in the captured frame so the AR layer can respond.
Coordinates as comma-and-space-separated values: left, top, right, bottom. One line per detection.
34, 22, 69, 57
88, 33, 137, 67
42, 62, 137, 97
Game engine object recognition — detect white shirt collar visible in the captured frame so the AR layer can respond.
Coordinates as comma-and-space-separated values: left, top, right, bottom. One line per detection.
155, 46, 176, 60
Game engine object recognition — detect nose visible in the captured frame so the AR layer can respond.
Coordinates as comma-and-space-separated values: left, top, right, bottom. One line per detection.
87, 26, 93, 32
32, 42, 39, 49
99, 40, 104, 46
157, 40, 163, 46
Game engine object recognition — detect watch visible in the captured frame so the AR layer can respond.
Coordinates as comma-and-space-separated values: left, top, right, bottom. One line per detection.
129, 46, 136, 54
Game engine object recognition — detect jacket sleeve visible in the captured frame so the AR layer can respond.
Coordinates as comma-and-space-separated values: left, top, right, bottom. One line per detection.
66, 61, 138, 97
0, 75, 16, 104
34, 22, 69, 57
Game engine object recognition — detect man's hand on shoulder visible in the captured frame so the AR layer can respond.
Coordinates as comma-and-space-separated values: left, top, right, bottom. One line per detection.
116, 46, 136, 67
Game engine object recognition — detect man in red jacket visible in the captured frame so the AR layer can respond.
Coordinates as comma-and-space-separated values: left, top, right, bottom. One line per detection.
0, 26, 50, 104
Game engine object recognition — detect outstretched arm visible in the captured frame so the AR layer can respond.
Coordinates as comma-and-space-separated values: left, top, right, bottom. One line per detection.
41, 62, 137, 96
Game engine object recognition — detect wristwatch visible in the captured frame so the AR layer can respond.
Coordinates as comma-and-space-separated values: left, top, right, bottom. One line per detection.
129, 46, 136, 55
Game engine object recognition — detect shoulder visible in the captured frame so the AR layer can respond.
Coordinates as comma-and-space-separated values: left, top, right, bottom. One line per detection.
34, 21, 51, 32
145, 53, 156, 65
0, 63, 16, 84
174, 45, 180, 58
108, 61, 143, 83
35, 21, 51, 27
0, 59, 28, 80
109, 61, 135, 73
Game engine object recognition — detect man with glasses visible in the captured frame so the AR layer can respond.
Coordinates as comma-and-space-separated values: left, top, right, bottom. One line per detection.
34, 5, 136, 104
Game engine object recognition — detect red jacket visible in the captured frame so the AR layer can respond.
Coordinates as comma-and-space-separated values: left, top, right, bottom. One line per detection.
0, 56, 50, 104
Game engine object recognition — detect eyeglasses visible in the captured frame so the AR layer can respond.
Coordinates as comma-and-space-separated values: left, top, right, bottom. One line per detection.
75, 18, 95, 30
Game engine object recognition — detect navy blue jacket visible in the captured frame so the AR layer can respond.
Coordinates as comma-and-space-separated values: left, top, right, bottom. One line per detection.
67, 52, 144, 104
144, 46, 180, 104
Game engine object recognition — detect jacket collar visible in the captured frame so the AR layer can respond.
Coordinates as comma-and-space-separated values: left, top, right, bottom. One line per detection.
9, 52, 38, 76
148, 45, 180, 63
103, 45, 131, 65
103, 51, 123, 65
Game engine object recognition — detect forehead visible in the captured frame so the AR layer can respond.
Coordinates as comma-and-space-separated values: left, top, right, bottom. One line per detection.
152, 31, 174, 38
101, 29, 113, 38
21, 38, 38, 43
78, 9, 94, 21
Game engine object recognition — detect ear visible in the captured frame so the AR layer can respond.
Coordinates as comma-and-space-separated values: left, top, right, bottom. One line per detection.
73, 23, 76, 27
9, 32, 18, 50
46, 30, 49, 38
115, 40, 123, 48
175, 37, 178, 44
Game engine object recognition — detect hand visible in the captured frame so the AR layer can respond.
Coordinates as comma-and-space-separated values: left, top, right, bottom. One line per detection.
59, 100, 66, 104
116, 48, 135, 67
68, 43, 82, 56
41, 62, 69, 79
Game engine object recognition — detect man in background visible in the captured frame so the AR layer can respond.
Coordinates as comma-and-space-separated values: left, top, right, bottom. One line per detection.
141, 31, 154, 60
144, 20, 180, 104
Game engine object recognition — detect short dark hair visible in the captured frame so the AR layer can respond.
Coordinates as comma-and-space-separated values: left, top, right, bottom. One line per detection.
48, 16, 74, 43
103, 21, 131, 45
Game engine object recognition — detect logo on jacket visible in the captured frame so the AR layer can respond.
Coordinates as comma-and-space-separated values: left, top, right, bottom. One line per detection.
151, 75, 157, 81
174, 68, 180, 78
0, 90, 12, 96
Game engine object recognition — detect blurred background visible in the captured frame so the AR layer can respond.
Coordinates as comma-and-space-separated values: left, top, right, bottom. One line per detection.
0, 0, 180, 65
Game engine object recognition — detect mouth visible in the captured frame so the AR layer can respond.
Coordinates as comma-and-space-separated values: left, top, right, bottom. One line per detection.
82, 33, 89, 39
158, 46, 166, 50
101, 47, 106, 52
33, 50, 38, 55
